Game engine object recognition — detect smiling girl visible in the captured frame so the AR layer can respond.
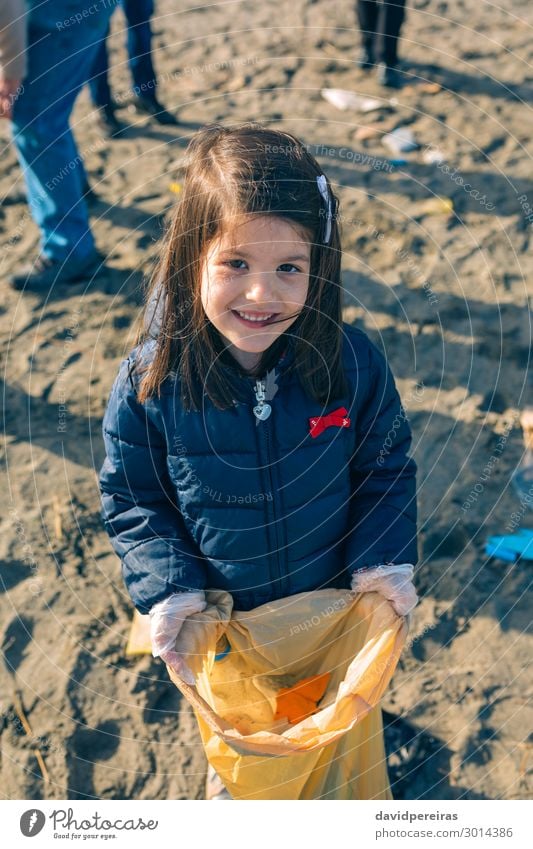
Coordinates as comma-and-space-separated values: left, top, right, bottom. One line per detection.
99, 123, 418, 799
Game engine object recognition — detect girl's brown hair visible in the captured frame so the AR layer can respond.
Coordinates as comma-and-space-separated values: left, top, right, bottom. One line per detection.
136, 123, 347, 409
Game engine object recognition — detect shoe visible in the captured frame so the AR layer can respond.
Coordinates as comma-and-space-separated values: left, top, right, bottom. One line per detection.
205, 764, 232, 800
10, 252, 102, 291
131, 95, 178, 125
377, 63, 402, 88
94, 104, 124, 138
357, 46, 375, 70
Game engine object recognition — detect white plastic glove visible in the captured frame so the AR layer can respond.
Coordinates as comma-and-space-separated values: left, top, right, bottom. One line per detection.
350, 563, 418, 617
150, 591, 207, 684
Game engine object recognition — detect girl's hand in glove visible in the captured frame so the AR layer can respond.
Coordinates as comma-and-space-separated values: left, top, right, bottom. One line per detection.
350, 563, 418, 617
150, 591, 207, 684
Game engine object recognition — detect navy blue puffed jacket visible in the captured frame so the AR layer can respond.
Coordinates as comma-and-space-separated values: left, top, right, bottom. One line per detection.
99, 323, 417, 614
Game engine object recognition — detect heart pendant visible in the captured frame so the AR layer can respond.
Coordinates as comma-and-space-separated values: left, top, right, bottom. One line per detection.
253, 403, 271, 421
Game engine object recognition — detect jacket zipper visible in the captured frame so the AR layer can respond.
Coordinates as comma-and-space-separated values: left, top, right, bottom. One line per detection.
253, 378, 284, 598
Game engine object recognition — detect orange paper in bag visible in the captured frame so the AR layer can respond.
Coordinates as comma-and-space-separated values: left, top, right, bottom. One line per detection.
275, 673, 331, 724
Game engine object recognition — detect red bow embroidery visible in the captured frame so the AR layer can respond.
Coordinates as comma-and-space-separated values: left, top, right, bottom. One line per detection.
309, 407, 351, 438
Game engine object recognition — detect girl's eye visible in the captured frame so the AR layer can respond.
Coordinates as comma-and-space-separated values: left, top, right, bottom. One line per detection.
278, 263, 302, 274
225, 259, 247, 269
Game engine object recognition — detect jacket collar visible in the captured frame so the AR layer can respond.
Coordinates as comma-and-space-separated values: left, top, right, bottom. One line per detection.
218, 336, 295, 381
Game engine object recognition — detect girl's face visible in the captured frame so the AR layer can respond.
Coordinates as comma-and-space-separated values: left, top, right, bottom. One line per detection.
200, 215, 311, 371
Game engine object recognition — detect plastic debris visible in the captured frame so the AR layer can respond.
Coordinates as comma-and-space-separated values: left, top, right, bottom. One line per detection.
423, 147, 446, 165
382, 126, 419, 154
485, 529, 533, 563
419, 82, 442, 94
125, 610, 152, 656
274, 672, 331, 724
420, 197, 454, 216
226, 74, 247, 92
355, 125, 382, 141
214, 634, 232, 662
321, 88, 387, 113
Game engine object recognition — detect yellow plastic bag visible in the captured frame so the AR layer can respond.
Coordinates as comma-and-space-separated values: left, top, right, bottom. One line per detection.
167, 588, 408, 800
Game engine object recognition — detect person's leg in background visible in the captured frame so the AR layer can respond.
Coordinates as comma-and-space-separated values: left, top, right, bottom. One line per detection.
88, 24, 124, 138
376, 0, 406, 87
10, 1, 115, 290
125, 0, 157, 97
123, 0, 177, 124
356, 0, 379, 68
88, 33, 113, 110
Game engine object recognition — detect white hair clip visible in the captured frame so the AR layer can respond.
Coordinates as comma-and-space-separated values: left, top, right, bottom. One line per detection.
316, 174, 332, 244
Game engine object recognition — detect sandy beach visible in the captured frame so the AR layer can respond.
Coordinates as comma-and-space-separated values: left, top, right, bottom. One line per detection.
0, 0, 531, 800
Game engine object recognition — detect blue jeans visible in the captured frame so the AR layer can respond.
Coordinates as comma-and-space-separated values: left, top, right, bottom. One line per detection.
11, 1, 115, 262
89, 0, 157, 108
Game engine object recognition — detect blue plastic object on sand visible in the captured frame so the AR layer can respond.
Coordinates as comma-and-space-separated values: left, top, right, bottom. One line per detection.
485, 529, 533, 562
214, 636, 232, 662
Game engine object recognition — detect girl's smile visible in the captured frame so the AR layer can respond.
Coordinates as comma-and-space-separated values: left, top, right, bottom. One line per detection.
230, 309, 280, 327
200, 216, 311, 371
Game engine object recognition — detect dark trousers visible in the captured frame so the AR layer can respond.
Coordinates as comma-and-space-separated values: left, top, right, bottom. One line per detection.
356, 0, 406, 66
89, 0, 157, 108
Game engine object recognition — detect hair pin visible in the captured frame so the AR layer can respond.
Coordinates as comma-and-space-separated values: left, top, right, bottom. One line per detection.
316, 174, 332, 244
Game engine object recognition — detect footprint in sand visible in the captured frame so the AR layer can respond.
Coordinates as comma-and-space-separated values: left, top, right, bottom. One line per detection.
67, 720, 121, 800
2, 615, 34, 673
